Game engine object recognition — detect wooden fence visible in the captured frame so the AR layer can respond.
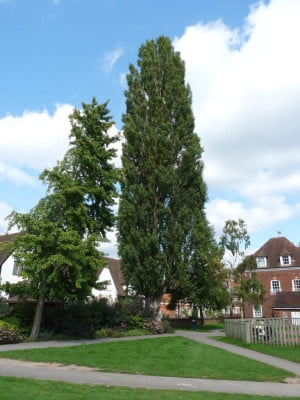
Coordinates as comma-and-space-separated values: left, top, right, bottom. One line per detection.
225, 318, 300, 346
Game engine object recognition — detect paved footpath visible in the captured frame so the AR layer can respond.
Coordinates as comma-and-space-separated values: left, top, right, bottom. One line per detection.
0, 331, 300, 397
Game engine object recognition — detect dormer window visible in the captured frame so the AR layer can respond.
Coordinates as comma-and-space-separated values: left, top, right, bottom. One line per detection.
280, 254, 291, 266
256, 256, 267, 268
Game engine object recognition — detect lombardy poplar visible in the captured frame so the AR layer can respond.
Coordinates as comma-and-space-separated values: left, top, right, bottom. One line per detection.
7, 99, 119, 339
118, 36, 214, 319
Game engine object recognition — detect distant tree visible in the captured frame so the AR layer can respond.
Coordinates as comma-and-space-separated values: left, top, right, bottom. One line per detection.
220, 219, 250, 269
235, 255, 266, 317
118, 36, 211, 319
5, 99, 119, 339
220, 221, 266, 317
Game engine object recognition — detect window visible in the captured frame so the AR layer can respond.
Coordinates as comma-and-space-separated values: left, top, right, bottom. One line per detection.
292, 279, 300, 292
270, 280, 281, 294
253, 305, 262, 318
12, 260, 22, 276
256, 257, 267, 267
280, 254, 291, 266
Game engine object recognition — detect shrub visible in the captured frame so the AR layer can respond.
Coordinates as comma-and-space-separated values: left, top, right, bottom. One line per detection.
41, 298, 116, 338
0, 320, 24, 344
143, 320, 165, 334
0, 296, 9, 317
162, 320, 175, 333
96, 328, 122, 338
129, 315, 144, 330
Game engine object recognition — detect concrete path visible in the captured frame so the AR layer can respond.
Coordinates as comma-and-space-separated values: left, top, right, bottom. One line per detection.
0, 331, 300, 397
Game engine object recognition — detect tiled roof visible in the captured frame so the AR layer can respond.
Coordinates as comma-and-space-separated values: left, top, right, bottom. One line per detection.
98, 257, 125, 296
254, 237, 300, 268
273, 291, 300, 309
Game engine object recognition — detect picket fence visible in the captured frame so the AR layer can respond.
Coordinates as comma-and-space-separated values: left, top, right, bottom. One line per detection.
225, 318, 300, 346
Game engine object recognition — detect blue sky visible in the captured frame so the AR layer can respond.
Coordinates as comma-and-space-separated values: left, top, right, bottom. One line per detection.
1, 0, 300, 257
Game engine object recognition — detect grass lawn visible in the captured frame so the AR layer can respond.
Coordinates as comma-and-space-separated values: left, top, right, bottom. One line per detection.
196, 322, 224, 332
0, 377, 299, 400
215, 336, 300, 364
0, 336, 294, 382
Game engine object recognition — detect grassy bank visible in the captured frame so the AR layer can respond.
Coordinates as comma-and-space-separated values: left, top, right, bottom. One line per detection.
0, 336, 293, 382
215, 336, 300, 363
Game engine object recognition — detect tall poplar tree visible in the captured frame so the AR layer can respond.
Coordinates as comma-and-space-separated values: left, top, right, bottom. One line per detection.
6, 99, 119, 339
118, 36, 215, 318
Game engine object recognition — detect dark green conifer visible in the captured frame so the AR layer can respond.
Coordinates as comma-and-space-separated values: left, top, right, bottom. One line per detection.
118, 36, 217, 318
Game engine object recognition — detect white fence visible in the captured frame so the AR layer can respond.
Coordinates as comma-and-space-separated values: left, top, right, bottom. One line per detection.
225, 318, 300, 346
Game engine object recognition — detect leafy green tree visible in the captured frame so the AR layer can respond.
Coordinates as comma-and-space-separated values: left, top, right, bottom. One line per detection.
220, 220, 265, 317
5, 99, 119, 339
220, 219, 250, 269
118, 36, 214, 319
235, 255, 266, 317
169, 222, 229, 326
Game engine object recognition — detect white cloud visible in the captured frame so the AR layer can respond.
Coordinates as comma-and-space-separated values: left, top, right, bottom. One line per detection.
0, 202, 13, 233
103, 48, 124, 71
0, 104, 73, 172
0, 163, 36, 186
0, 105, 122, 187
174, 0, 300, 234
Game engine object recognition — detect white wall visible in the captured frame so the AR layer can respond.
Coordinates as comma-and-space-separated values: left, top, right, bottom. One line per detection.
92, 267, 118, 302
0, 254, 23, 285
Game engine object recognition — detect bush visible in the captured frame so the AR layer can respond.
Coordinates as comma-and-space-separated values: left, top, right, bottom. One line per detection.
96, 328, 122, 338
162, 320, 175, 333
3, 303, 34, 337
0, 296, 9, 317
143, 320, 165, 334
41, 298, 116, 338
0, 320, 24, 344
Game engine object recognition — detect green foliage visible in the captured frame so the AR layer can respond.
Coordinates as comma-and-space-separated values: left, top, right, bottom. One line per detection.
161, 320, 175, 333
220, 219, 250, 268
0, 321, 24, 344
3, 303, 35, 336
0, 295, 9, 316
40, 299, 116, 338
118, 36, 216, 315
237, 272, 266, 307
96, 327, 123, 338
5, 99, 119, 339
129, 315, 144, 329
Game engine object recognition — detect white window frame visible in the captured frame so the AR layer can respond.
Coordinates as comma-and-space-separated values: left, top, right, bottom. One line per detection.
292, 279, 300, 292
280, 254, 291, 266
253, 305, 262, 318
12, 260, 22, 276
256, 256, 267, 268
270, 280, 281, 294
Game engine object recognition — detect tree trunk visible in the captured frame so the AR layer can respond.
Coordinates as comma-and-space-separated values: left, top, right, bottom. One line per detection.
145, 295, 162, 321
199, 305, 204, 328
240, 300, 244, 319
30, 294, 45, 340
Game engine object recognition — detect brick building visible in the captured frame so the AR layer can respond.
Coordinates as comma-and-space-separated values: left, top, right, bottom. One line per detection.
244, 236, 300, 319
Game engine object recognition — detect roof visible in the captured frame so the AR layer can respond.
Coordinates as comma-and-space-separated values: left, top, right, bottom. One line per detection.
0, 232, 21, 266
273, 292, 300, 309
254, 237, 300, 268
99, 257, 125, 296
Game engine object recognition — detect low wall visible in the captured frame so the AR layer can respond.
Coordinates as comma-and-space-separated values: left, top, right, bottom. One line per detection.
166, 318, 222, 329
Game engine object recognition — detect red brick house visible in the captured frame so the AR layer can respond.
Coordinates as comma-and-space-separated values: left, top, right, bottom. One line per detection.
244, 236, 300, 319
